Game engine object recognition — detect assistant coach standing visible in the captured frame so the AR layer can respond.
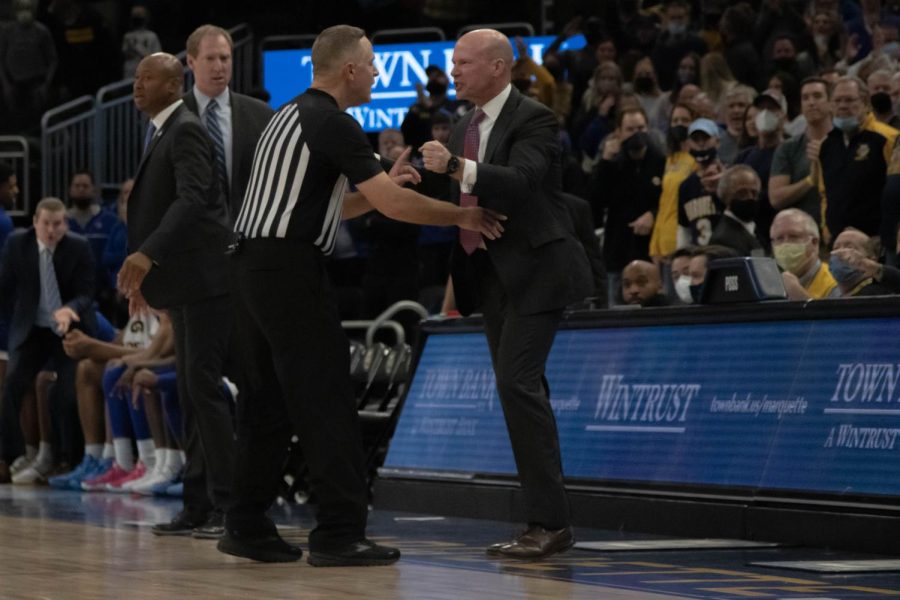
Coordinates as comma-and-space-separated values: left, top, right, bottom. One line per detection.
218, 25, 504, 567
118, 53, 234, 538
183, 25, 274, 223
421, 29, 592, 559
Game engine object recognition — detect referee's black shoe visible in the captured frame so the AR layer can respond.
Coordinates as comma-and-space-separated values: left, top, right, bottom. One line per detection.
307, 539, 400, 567
152, 510, 207, 536
217, 529, 303, 563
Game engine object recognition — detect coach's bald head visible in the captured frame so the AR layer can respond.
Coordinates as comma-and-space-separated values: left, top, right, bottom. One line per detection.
451, 29, 514, 107
133, 53, 184, 117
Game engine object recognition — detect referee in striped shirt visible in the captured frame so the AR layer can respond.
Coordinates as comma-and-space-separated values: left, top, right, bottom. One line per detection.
218, 25, 505, 566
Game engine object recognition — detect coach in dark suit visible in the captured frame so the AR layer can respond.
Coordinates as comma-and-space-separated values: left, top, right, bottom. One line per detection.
0, 198, 96, 474
709, 164, 765, 257
118, 53, 233, 538
183, 25, 274, 223
422, 29, 592, 559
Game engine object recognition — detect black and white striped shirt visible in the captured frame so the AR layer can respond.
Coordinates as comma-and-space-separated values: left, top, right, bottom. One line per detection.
235, 89, 382, 254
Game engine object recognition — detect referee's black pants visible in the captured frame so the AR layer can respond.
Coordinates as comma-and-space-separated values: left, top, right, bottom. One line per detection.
226, 239, 368, 549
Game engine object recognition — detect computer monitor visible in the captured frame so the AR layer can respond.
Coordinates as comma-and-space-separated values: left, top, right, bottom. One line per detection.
700, 257, 787, 304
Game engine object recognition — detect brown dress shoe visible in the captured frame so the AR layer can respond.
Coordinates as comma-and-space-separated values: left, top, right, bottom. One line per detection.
486, 525, 575, 559
0, 461, 10, 484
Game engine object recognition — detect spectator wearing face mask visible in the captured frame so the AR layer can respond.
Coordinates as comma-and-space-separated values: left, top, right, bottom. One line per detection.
651, 0, 708, 91
771, 208, 838, 300
668, 246, 695, 304
709, 165, 765, 256
734, 89, 787, 250
868, 69, 900, 129
818, 76, 900, 247
677, 118, 725, 248
401, 65, 461, 156
765, 34, 816, 88
829, 227, 900, 296
650, 103, 697, 264
686, 244, 739, 303
591, 106, 665, 305
630, 57, 663, 121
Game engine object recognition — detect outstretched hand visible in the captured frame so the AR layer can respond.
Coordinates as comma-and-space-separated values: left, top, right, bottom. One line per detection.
389, 146, 422, 187
458, 207, 507, 240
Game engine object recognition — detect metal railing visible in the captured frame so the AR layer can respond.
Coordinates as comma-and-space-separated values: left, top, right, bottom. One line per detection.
41, 23, 255, 200
0, 136, 30, 215
40, 95, 96, 200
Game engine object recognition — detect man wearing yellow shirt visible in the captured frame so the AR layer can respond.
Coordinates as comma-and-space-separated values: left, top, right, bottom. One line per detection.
771, 208, 838, 300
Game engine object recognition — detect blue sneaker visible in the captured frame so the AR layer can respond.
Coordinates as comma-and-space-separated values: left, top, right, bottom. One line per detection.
49, 455, 97, 490
71, 457, 114, 491
165, 482, 183, 497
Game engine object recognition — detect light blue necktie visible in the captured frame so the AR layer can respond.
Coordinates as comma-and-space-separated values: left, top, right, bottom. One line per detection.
39, 247, 63, 333
205, 99, 229, 197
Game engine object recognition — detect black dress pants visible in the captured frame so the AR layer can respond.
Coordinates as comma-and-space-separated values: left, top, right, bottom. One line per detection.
226, 239, 368, 550
473, 251, 569, 529
169, 295, 234, 518
0, 327, 79, 463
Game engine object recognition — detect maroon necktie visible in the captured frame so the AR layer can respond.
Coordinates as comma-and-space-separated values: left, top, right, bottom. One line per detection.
459, 109, 487, 254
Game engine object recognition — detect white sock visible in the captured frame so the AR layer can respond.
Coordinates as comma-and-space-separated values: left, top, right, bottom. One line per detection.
102, 443, 115, 459
34, 442, 53, 468
136, 439, 156, 469
165, 449, 183, 473
24, 444, 38, 461
85, 444, 103, 459
153, 448, 167, 474
113, 438, 134, 470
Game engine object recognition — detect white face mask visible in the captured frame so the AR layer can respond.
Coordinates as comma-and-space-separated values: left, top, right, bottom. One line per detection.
754, 109, 781, 134
675, 275, 693, 304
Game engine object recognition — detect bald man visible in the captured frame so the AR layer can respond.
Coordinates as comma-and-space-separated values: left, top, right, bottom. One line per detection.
621, 260, 668, 306
120, 53, 235, 539
421, 29, 592, 559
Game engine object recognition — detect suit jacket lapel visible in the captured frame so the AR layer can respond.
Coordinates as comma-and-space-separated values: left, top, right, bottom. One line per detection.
134, 104, 182, 183
483, 87, 520, 164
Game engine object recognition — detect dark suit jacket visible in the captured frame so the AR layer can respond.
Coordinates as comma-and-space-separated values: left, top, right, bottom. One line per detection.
559, 192, 607, 303
449, 87, 592, 316
0, 229, 97, 351
709, 214, 764, 258
183, 90, 274, 222
128, 102, 230, 309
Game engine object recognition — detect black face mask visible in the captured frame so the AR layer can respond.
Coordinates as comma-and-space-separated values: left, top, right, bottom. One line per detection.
131, 16, 146, 28
690, 146, 718, 164
872, 92, 893, 114
667, 125, 688, 147
773, 57, 797, 72
730, 197, 759, 222
623, 131, 650, 154
426, 80, 448, 97
634, 76, 655, 93
689, 283, 703, 303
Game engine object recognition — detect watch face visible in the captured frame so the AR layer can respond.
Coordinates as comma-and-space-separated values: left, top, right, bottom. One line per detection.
447, 156, 459, 174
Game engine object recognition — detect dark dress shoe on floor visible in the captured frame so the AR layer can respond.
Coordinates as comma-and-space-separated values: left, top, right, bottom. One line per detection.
152, 511, 207, 536
307, 539, 400, 567
192, 511, 225, 539
217, 530, 303, 563
486, 525, 575, 559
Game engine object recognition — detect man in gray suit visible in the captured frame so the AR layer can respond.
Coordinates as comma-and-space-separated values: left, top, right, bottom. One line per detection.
118, 52, 234, 539
421, 29, 591, 559
183, 25, 274, 223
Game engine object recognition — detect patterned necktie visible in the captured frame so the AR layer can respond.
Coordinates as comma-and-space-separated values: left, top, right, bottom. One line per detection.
143, 123, 157, 154
205, 99, 230, 198
459, 109, 487, 255
40, 247, 63, 332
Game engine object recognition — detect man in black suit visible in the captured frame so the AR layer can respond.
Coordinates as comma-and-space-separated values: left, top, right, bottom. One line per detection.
421, 29, 592, 559
117, 53, 234, 539
0, 197, 96, 480
183, 25, 274, 223
709, 165, 765, 257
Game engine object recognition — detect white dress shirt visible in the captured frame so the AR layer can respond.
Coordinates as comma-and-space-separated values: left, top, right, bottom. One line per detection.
460, 83, 512, 194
